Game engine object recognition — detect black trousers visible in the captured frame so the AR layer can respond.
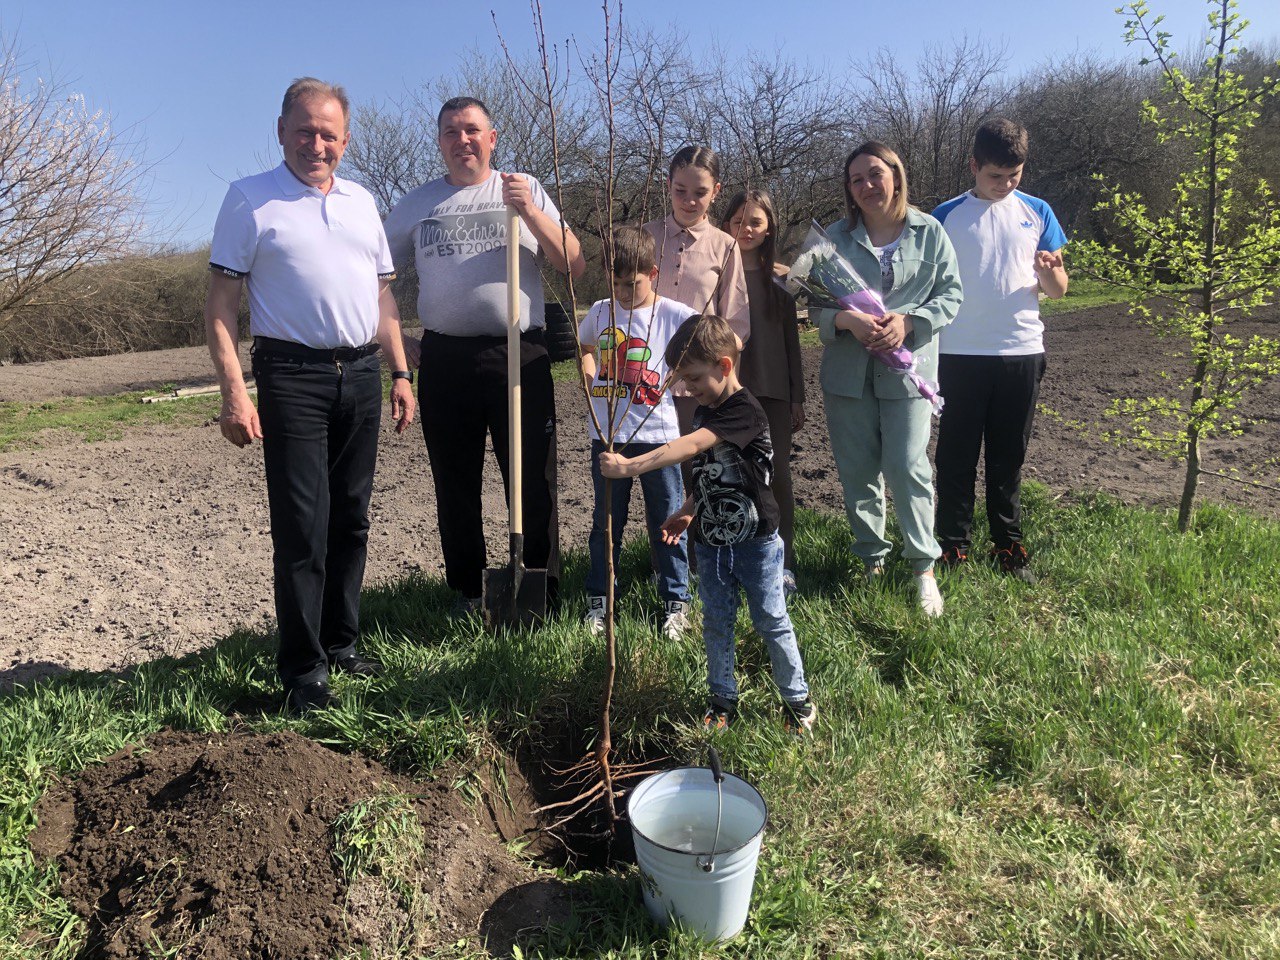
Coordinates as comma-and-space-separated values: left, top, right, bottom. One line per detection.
252, 349, 382, 689
419, 329, 559, 599
935, 353, 1046, 551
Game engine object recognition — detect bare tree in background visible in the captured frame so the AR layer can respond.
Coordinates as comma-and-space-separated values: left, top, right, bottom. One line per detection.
852, 37, 1009, 209
1011, 52, 1173, 239
709, 48, 851, 252
0, 32, 149, 339
610, 28, 709, 225
344, 98, 441, 218
1234, 38, 1280, 193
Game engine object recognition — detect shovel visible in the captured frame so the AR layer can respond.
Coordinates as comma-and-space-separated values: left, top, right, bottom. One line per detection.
483, 207, 548, 628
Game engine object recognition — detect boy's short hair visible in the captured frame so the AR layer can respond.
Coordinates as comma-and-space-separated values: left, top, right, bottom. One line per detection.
608, 225, 656, 277
973, 118, 1029, 169
664, 314, 738, 371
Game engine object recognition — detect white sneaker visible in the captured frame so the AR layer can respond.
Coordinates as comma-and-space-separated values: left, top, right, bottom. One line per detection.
662, 600, 692, 641
915, 574, 944, 618
584, 595, 607, 635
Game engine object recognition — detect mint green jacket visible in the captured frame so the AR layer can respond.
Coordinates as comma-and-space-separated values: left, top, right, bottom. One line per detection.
814, 208, 963, 399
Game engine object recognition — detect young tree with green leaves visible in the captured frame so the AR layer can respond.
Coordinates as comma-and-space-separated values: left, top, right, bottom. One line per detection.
1075, 0, 1280, 531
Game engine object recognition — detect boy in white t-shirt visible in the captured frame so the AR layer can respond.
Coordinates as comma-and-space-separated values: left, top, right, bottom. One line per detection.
933, 119, 1069, 583
579, 226, 697, 638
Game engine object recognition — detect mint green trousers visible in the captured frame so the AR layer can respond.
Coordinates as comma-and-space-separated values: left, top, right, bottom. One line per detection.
823, 387, 941, 574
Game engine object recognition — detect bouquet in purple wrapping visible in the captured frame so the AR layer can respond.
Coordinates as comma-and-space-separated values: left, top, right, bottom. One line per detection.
783, 221, 944, 414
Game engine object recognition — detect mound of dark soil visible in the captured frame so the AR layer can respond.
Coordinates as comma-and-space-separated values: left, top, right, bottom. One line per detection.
29, 729, 568, 959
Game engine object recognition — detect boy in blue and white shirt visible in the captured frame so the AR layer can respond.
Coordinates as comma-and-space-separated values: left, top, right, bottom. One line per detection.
933, 118, 1068, 583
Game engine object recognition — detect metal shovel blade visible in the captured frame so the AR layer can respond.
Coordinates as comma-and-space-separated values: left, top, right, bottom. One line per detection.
482, 535, 548, 628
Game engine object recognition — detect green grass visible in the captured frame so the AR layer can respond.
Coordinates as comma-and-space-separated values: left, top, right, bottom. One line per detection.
1040, 275, 1136, 317
0, 391, 221, 451
3, 488, 1279, 957
552, 358, 584, 384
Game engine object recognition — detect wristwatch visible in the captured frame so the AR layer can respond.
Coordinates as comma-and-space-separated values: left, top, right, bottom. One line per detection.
391, 370, 414, 384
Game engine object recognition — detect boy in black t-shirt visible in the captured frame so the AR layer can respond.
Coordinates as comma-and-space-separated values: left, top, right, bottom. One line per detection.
599, 314, 816, 736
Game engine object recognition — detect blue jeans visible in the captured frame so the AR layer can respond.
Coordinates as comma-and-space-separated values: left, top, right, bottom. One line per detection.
586, 440, 690, 603
695, 533, 809, 704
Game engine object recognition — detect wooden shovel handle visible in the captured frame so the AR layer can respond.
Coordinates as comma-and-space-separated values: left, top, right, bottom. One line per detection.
507, 207, 522, 537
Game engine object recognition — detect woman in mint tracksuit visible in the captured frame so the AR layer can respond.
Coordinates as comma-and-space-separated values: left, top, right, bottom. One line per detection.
812, 141, 963, 617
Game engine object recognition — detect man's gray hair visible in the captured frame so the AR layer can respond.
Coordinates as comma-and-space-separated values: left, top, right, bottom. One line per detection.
281, 77, 351, 128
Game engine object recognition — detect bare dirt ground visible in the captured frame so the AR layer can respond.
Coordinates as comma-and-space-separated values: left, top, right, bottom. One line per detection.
2, 303, 1277, 688
30, 728, 567, 959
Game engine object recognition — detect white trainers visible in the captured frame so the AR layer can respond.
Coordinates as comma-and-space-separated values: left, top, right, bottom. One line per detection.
662, 600, 692, 640
584, 595, 607, 635
915, 573, 944, 618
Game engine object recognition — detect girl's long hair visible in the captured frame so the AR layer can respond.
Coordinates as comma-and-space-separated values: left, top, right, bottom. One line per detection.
720, 188, 789, 316
720, 189, 777, 272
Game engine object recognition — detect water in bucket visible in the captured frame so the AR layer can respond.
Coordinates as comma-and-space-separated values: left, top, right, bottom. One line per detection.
628, 764, 768, 942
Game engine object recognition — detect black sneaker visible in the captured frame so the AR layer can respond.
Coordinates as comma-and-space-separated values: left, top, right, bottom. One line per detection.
332, 653, 383, 678
284, 681, 339, 716
992, 543, 1036, 584
782, 699, 818, 737
703, 696, 737, 732
939, 546, 969, 569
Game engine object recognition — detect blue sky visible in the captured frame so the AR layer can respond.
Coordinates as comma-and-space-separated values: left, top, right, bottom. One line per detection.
5, 0, 1277, 248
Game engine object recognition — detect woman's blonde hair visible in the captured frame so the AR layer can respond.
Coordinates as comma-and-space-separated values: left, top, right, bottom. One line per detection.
842, 141, 910, 228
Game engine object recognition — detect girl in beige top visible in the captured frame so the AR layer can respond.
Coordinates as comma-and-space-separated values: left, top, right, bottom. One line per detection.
644, 145, 750, 430
641, 146, 751, 576
722, 189, 805, 591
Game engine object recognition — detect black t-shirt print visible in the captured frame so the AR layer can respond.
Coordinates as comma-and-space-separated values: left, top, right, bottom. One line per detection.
689, 389, 781, 546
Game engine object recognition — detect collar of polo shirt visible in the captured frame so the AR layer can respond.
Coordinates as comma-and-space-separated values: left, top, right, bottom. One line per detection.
274, 162, 354, 198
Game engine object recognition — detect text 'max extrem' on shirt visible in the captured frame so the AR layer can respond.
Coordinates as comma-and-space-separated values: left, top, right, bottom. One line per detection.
933, 189, 1067, 356
383, 171, 561, 338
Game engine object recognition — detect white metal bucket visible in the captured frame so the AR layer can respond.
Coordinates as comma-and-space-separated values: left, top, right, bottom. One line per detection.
627, 765, 768, 941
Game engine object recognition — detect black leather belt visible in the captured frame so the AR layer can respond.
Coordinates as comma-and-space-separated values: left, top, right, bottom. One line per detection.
253, 336, 380, 361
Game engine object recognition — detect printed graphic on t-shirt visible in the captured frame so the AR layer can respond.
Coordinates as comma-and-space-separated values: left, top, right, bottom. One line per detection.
690, 390, 781, 545
692, 439, 772, 546
417, 205, 508, 260
593, 326, 663, 407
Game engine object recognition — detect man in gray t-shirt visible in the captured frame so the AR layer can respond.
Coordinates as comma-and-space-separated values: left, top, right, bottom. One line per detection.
383, 96, 585, 612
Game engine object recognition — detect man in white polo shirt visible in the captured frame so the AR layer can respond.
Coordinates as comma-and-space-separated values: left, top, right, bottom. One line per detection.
204, 77, 415, 714
384, 96, 585, 615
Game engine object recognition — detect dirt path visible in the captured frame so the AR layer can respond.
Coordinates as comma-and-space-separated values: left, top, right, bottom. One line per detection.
0, 341, 252, 403
2, 303, 1276, 687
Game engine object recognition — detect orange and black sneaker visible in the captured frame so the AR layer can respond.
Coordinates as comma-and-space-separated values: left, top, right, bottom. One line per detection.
703, 697, 737, 732
782, 699, 818, 738
992, 543, 1036, 584
939, 546, 969, 569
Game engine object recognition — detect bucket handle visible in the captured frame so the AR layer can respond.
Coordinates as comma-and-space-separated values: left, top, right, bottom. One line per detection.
697, 746, 725, 873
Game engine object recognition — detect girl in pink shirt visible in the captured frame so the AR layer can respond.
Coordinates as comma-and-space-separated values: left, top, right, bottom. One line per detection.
644, 145, 751, 459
